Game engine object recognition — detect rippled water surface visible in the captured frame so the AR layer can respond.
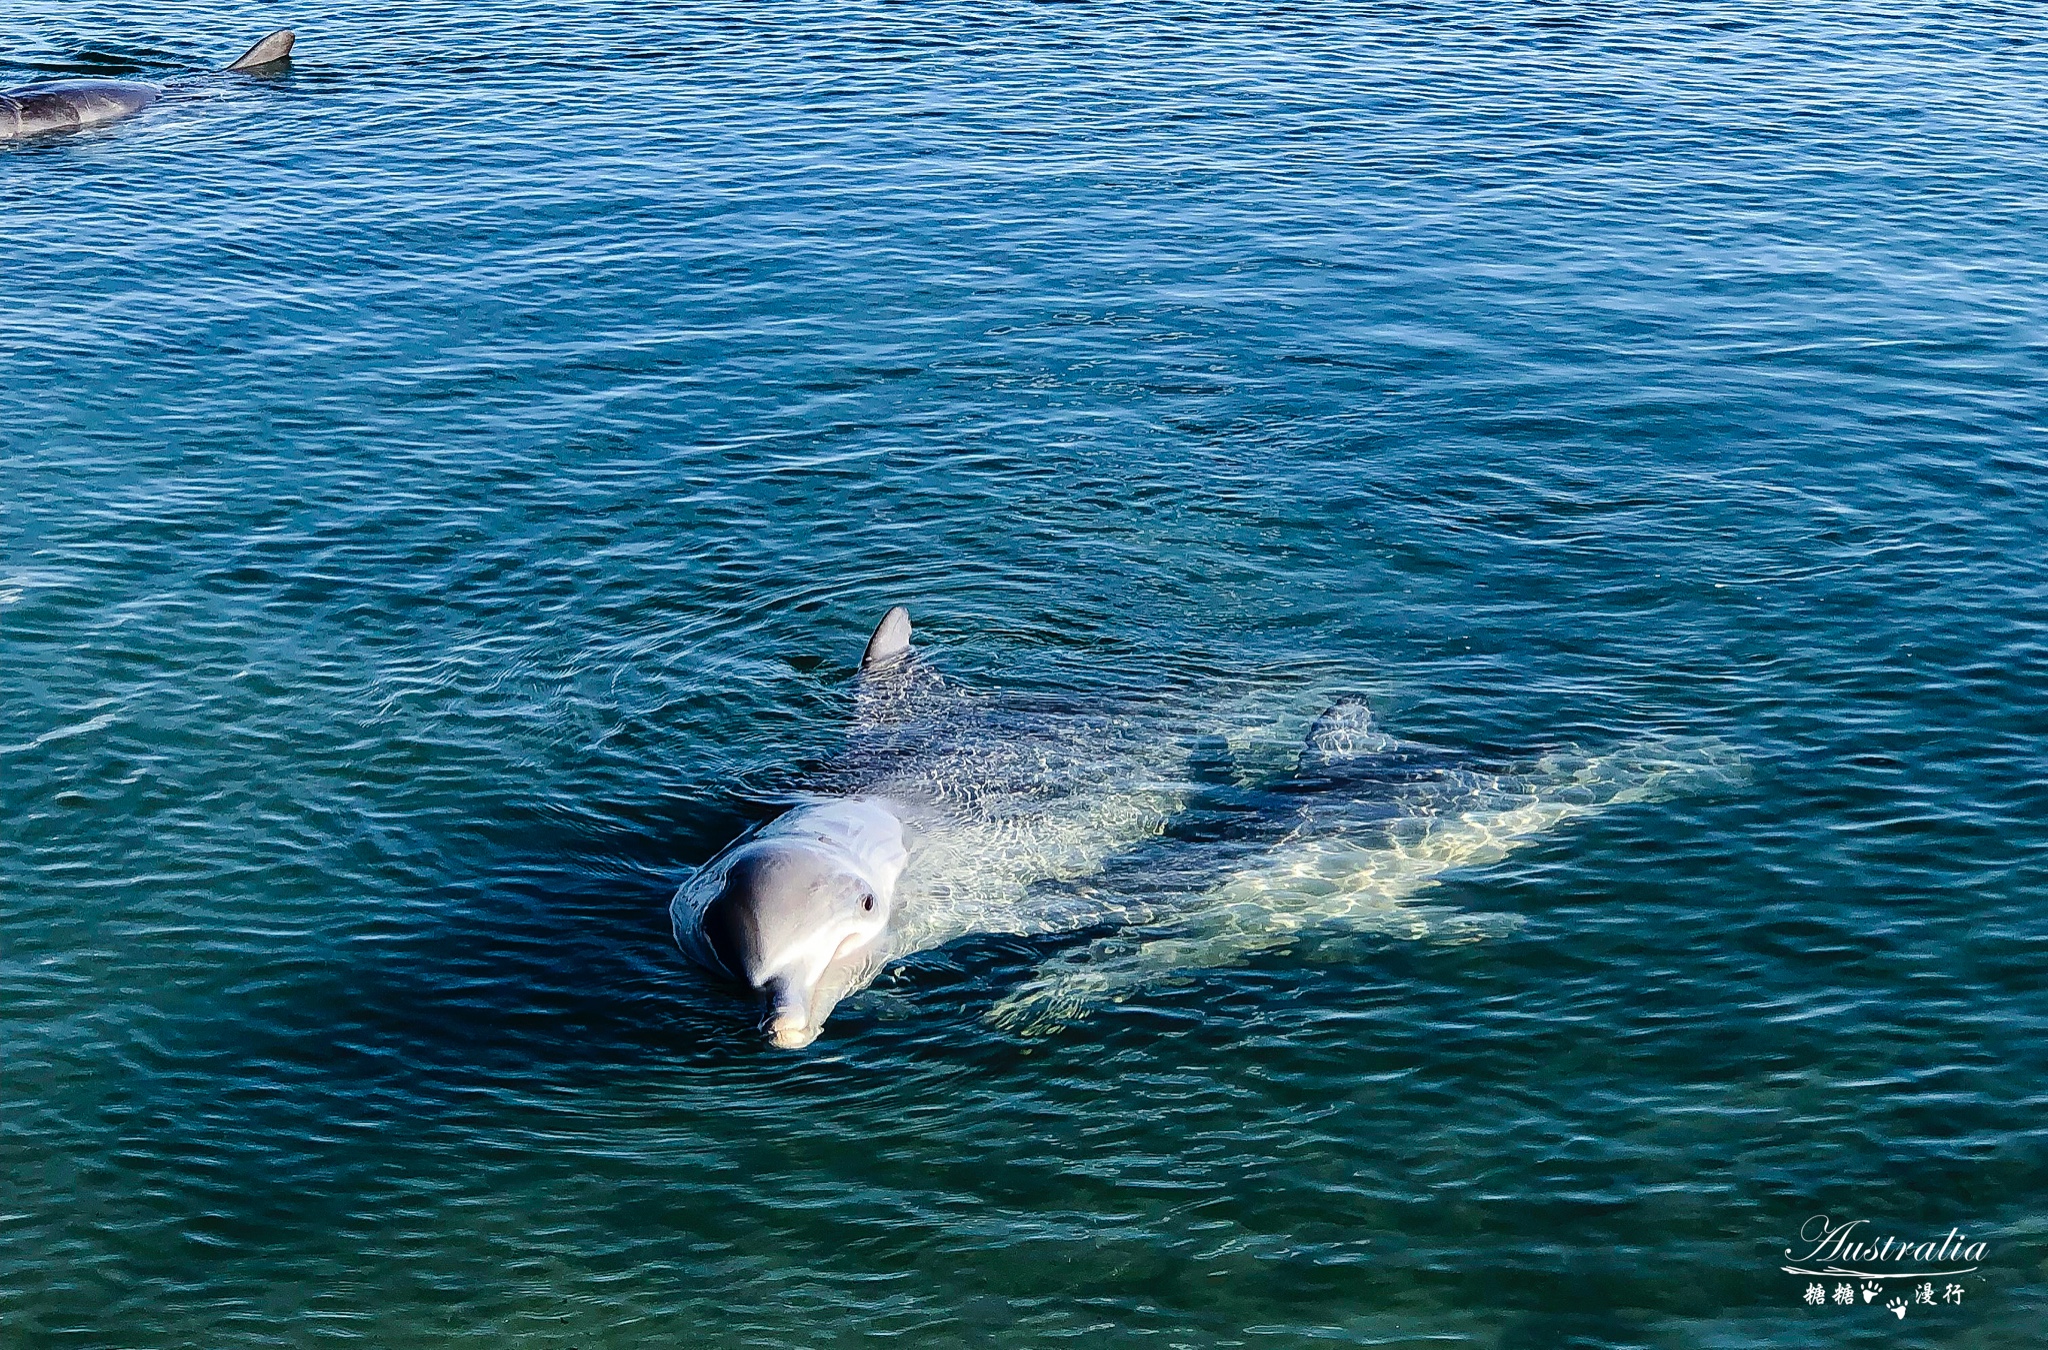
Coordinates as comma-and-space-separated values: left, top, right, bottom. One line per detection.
6, 3, 2046, 1346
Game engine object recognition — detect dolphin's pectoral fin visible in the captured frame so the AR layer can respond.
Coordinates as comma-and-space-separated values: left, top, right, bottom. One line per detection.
860, 605, 912, 672
838, 982, 920, 1023
225, 29, 294, 72
986, 921, 1295, 1037
984, 959, 1120, 1038
987, 898, 1525, 1038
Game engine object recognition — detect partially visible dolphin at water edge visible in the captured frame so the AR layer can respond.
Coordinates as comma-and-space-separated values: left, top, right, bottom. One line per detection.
671, 606, 1736, 1049
0, 30, 293, 141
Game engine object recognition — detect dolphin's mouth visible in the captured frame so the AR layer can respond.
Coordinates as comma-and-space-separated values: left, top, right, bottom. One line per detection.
765, 1019, 820, 1050
759, 975, 822, 1050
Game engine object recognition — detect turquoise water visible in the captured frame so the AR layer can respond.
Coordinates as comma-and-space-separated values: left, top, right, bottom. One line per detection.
6, 3, 2046, 1346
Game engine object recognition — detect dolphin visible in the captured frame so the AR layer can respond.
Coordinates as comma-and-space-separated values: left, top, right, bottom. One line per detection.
671, 608, 968, 1049
0, 30, 293, 141
672, 606, 1738, 1049
671, 604, 1191, 1049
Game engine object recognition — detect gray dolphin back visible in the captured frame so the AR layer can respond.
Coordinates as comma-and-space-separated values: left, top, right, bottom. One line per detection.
0, 81, 160, 140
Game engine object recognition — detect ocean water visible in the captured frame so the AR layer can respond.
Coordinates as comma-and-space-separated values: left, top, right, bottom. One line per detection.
5, 3, 2045, 1346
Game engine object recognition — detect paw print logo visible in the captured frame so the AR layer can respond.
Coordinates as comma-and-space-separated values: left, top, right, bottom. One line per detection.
1861, 1282, 1881, 1303
1886, 1296, 1907, 1319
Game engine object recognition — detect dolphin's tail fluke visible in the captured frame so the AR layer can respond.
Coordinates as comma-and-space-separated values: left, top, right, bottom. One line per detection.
224, 29, 294, 72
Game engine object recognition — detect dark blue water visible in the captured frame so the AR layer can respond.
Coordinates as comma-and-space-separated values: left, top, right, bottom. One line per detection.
6, 4, 2045, 1346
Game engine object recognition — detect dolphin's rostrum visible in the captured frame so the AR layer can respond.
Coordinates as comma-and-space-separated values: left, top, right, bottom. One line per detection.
1, 30, 293, 141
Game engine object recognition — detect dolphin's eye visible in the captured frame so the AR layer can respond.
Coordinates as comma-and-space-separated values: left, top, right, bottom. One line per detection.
862, 893, 875, 912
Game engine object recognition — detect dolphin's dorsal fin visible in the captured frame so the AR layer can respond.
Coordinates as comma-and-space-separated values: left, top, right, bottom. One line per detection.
860, 606, 912, 672
1299, 699, 1393, 770
225, 29, 294, 72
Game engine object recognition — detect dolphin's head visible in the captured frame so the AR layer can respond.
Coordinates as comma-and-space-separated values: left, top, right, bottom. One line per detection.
696, 840, 893, 1049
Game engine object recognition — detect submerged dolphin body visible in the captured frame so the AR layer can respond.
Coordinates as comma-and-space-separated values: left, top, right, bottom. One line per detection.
672, 607, 1737, 1048
0, 30, 292, 141
986, 701, 1724, 1032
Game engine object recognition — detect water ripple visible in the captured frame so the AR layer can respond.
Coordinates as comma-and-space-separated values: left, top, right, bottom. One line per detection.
7, 1, 2046, 1346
